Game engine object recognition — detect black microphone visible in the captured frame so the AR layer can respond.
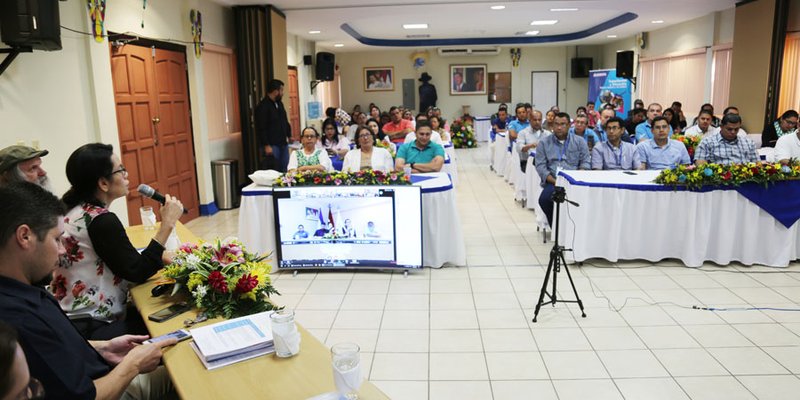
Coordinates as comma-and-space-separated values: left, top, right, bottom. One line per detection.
138, 184, 188, 214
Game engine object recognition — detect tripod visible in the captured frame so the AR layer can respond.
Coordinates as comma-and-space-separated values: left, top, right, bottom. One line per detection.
532, 186, 586, 322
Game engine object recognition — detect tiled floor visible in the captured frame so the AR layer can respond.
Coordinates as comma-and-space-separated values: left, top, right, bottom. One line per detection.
186, 147, 800, 400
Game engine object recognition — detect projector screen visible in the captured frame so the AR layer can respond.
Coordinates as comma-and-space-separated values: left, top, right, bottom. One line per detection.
272, 186, 422, 270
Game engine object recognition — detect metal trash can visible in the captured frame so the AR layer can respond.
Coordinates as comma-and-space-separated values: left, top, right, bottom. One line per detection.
211, 159, 239, 209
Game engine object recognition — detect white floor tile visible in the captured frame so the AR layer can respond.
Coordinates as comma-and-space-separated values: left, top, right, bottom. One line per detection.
653, 348, 729, 377
375, 329, 429, 353
491, 380, 558, 400
633, 326, 700, 349
371, 381, 428, 400
763, 346, 800, 373
597, 349, 670, 378
614, 377, 689, 400
683, 324, 754, 348
476, 309, 529, 329
541, 351, 609, 379
430, 293, 475, 310
429, 279, 472, 294
736, 375, 800, 400
583, 326, 647, 350
732, 323, 800, 346
706, 347, 791, 375
384, 294, 429, 310
325, 329, 379, 353
485, 352, 549, 380
531, 327, 592, 351
429, 381, 492, 400
370, 353, 428, 381
429, 329, 483, 352
347, 279, 390, 294
332, 310, 383, 330
481, 328, 537, 352
552, 379, 623, 400
429, 352, 488, 380
429, 310, 478, 330
340, 294, 386, 310
676, 376, 756, 400
380, 310, 429, 330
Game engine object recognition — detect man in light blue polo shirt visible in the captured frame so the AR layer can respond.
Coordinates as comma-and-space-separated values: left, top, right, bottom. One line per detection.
395, 122, 445, 173
635, 103, 673, 142
636, 116, 691, 169
507, 104, 530, 142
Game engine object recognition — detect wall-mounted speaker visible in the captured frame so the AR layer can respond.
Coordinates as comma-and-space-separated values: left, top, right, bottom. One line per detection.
315, 52, 335, 81
570, 57, 593, 78
616, 50, 635, 78
0, 0, 62, 51
303, 55, 313, 65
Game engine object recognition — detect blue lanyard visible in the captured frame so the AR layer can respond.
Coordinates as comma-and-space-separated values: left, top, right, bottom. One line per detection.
606, 141, 623, 167
558, 135, 571, 163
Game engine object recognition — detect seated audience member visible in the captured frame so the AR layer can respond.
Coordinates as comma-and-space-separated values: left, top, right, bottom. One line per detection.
0, 321, 45, 400
624, 107, 646, 141
54, 143, 184, 339
368, 105, 381, 121
0, 146, 49, 189
695, 114, 758, 166
293, 225, 309, 240
364, 221, 381, 238
636, 103, 672, 142
671, 101, 688, 129
575, 106, 588, 117
569, 115, 601, 149
342, 126, 395, 173
339, 219, 357, 238
662, 108, 682, 135
586, 101, 601, 129
542, 110, 556, 131
318, 118, 351, 158
507, 104, 530, 142
774, 122, 800, 164
516, 110, 551, 172
492, 107, 509, 138
405, 112, 443, 144
592, 117, 641, 170
594, 108, 617, 142
405, 110, 417, 129
0, 182, 177, 400
762, 110, 799, 148
722, 106, 748, 136
535, 112, 590, 226
382, 106, 414, 144
395, 123, 446, 173
636, 116, 691, 170
430, 115, 450, 142
288, 127, 333, 173
684, 109, 720, 138
691, 103, 721, 127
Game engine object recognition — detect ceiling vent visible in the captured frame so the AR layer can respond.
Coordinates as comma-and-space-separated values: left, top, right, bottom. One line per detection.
437, 46, 501, 57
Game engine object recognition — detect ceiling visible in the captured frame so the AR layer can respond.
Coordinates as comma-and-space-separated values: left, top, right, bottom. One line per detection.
214, 0, 739, 51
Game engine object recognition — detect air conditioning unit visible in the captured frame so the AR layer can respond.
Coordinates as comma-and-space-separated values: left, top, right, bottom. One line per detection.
437, 46, 501, 57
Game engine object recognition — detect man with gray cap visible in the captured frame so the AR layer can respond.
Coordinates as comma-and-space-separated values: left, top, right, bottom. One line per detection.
0, 145, 50, 190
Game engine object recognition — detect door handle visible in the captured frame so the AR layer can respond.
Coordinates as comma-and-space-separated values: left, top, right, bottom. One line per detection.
152, 117, 160, 145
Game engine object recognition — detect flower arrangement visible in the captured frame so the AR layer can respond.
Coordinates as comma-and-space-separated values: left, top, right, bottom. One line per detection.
671, 134, 702, 159
450, 115, 477, 149
162, 239, 280, 318
655, 161, 800, 190
374, 139, 396, 157
274, 170, 411, 187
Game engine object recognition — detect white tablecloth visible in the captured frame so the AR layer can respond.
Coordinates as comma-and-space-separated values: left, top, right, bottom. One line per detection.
556, 170, 800, 267
493, 133, 509, 176
474, 117, 491, 142
443, 144, 458, 187
238, 173, 466, 268
525, 154, 550, 230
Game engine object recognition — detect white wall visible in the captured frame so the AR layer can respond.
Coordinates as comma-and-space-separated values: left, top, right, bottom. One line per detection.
287, 33, 319, 130
0, 0, 234, 224
335, 45, 604, 121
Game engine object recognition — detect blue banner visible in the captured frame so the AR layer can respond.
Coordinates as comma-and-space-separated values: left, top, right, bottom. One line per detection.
588, 69, 632, 119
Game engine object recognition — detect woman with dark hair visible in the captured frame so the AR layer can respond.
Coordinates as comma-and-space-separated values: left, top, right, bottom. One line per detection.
762, 109, 799, 148
430, 115, 450, 142
367, 118, 396, 153
369, 105, 381, 121
318, 118, 351, 158
53, 143, 184, 339
288, 127, 333, 173
342, 126, 394, 173
379, 111, 392, 127
662, 108, 682, 134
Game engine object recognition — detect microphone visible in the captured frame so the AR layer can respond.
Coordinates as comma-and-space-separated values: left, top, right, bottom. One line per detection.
138, 184, 188, 214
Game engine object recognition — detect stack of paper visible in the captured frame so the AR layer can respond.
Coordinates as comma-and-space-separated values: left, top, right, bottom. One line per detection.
189, 311, 275, 370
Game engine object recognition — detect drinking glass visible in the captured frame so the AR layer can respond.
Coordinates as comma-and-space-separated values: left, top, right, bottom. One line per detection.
270, 309, 300, 357
140, 206, 156, 230
330, 342, 362, 399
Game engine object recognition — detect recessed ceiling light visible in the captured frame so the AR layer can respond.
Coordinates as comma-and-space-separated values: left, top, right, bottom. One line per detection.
651, 20, 664, 24
550, 8, 578, 12
403, 23, 428, 30
334, 43, 344, 47
490, 5, 506, 10
531, 20, 558, 26
308, 30, 321, 34
525, 30, 540, 36
607, 35, 618, 38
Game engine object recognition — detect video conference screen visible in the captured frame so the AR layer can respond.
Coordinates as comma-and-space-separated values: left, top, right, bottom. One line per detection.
272, 186, 423, 270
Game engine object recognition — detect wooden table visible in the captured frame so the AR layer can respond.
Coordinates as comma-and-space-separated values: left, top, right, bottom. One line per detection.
127, 223, 388, 399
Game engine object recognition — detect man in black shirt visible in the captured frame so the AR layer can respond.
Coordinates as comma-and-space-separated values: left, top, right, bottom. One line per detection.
254, 79, 292, 172
0, 183, 176, 400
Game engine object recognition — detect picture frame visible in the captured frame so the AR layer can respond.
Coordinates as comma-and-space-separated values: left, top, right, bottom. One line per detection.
305, 207, 320, 221
364, 67, 394, 91
487, 72, 512, 103
450, 64, 487, 95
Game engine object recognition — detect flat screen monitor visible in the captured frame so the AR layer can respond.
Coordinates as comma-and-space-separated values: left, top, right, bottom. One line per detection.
272, 185, 422, 270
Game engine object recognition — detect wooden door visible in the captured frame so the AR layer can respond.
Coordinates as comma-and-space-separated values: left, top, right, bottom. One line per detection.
287, 67, 301, 141
110, 43, 199, 224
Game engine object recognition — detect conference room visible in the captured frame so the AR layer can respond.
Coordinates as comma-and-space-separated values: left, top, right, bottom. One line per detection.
2, 0, 800, 399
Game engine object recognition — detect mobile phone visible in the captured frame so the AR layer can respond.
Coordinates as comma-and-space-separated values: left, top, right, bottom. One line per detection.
148, 302, 191, 322
143, 329, 191, 345
623, 171, 637, 175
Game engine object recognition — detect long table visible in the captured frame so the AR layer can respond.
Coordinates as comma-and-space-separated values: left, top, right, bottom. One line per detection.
555, 170, 800, 267
127, 223, 389, 399
238, 172, 466, 268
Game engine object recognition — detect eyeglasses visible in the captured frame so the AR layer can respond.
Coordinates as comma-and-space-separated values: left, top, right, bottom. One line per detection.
110, 166, 127, 176
358, 133, 373, 138
14, 378, 45, 400
302, 134, 317, 139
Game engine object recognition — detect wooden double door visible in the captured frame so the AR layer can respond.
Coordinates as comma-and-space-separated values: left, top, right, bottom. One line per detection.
110, 43, 199, 224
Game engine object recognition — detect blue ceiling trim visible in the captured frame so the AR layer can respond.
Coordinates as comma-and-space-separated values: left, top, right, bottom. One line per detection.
340, 12, 638, 47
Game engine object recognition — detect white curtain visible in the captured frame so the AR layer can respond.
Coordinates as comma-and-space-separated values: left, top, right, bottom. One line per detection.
711, 46, 733, 111
640, 49, 706, 114
778, 33, 800, 117
202, 45, 241, 138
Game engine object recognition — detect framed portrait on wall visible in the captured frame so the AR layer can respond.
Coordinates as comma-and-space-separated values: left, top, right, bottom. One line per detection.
450, 64, 487, 95
364, 67, 394, 91
488, 72, 511, 103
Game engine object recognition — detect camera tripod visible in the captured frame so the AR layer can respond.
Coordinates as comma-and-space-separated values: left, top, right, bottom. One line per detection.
532, 186, 586, 322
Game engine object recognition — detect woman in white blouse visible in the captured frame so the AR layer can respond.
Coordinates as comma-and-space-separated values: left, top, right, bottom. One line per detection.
318, 118, 351, 158
342, 125, 395, 173
287, 127, 333, 173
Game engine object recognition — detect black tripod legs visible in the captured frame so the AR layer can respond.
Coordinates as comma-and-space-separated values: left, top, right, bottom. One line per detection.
531, 246, 586, 322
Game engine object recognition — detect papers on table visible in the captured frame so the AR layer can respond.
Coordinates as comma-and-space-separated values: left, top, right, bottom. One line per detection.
189, 311, 275, 369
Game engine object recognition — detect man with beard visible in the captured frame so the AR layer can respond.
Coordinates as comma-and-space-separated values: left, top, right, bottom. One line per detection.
0, 146, 50, 190
255, 79, 292, 171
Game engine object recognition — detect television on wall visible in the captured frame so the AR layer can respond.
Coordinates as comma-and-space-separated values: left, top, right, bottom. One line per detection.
272, 186, 422, 270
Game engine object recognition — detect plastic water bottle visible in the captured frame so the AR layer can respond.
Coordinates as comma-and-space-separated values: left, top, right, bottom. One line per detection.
404, 164, 412, 177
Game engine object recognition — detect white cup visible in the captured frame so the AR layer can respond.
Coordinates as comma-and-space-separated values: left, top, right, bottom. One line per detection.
140, 206, 156, 230
331, 342, 362, 399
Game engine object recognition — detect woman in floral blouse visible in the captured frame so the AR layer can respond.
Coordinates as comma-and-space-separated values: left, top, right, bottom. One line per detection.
287, 127, 333, 173
52, 143, 184, 339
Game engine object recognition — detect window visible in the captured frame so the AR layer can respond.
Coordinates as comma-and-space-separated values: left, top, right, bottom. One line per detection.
640, 49, 706, 116
711, 45, 733, 112
778, 33, 800, 118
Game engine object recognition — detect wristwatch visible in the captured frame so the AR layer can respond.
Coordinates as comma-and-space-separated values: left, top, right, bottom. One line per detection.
410, 163, 415, 170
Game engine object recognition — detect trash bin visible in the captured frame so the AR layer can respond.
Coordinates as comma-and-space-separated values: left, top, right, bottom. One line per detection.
211, 159, 239, 209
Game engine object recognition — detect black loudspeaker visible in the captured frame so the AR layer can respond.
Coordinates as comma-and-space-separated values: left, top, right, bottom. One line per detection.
303, 55, 313, 65
570, 57, 593, 78
316, 52, 335, 81
616, 50, 635, 78
0, 0, 62, 51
